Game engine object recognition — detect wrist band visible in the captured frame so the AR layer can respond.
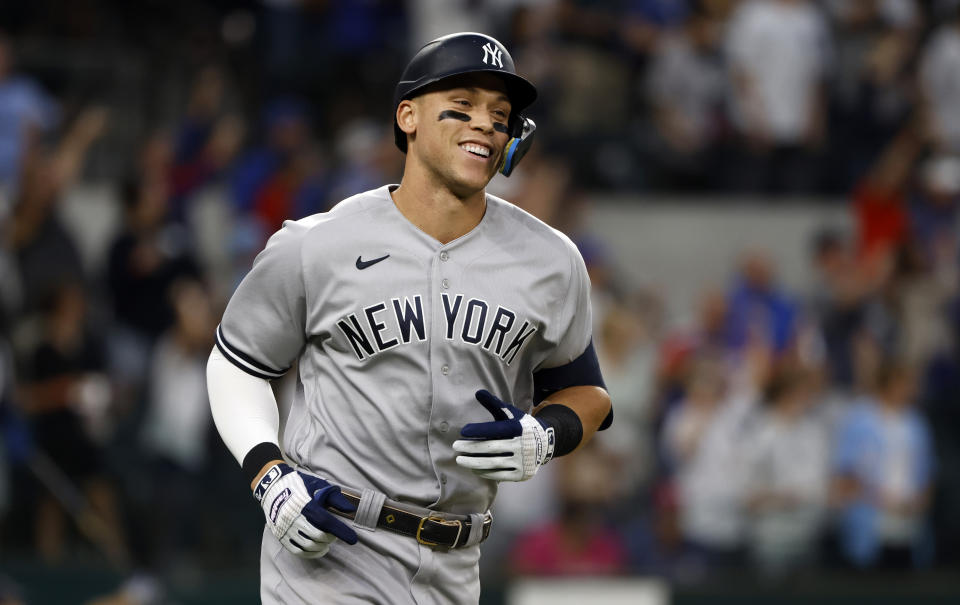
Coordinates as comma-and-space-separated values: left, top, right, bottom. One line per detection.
242, 441, 284, 486
533, 404, 583, 458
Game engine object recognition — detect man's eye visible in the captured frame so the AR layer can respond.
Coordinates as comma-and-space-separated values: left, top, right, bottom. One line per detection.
493, 110, 507, 119
456, 100, 470, 107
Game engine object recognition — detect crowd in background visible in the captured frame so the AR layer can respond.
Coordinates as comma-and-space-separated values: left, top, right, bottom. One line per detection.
0, 0, 959, 602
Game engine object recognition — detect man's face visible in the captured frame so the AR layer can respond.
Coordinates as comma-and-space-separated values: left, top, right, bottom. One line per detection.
401, 72, 513, 197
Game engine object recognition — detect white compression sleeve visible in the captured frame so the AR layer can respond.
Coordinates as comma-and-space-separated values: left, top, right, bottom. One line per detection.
206, 347, 281, 465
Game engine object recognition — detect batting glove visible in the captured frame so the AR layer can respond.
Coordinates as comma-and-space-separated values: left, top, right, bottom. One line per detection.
453, 390, 555, 482
254, 463, 359, 559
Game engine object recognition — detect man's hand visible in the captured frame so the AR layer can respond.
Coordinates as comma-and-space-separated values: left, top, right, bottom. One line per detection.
453, 390, 555, 482
254, 463, 359, 558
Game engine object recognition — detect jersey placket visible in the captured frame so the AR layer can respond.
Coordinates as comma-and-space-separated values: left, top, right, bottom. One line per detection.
427, 244, 454, 503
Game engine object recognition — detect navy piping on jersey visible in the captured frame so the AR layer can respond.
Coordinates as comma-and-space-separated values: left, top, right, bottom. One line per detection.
216, 324, 289, 380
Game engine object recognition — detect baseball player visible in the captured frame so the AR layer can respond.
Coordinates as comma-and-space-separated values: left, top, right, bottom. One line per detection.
207, 32, 612, 604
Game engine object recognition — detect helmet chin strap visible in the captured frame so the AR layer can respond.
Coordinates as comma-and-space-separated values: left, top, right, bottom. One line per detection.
498, 118, 536, 177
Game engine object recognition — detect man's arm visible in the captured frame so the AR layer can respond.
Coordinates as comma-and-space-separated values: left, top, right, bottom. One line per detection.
206, 347, 284, 486
534, 384, 611, 454
207, 346, 358, 557
206, 345, 280, 464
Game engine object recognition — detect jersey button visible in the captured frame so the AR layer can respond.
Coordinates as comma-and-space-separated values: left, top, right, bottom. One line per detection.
440, 474, 447, 485
439, 421, 449, 432
440, 251, 449, 262
441, 365, 450, 375
441, 278, 450, 289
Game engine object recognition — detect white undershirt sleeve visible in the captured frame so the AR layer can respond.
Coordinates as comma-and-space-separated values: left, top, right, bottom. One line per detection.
207, 347, 282, 466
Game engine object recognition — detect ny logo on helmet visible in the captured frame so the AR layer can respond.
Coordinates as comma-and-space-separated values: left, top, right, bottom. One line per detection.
482, 42, 503, 68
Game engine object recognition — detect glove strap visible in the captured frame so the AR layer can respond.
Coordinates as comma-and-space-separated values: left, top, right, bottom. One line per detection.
539, 423, 556, 465
253, 462, 289, 502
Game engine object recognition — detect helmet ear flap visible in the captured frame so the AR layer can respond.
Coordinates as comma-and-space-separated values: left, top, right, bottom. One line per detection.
499, 117, 536, 177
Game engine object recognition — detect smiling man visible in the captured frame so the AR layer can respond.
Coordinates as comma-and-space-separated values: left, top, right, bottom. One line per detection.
207, 32, 612, 604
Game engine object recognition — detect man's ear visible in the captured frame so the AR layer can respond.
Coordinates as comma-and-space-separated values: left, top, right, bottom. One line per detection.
396, 99, 417, 138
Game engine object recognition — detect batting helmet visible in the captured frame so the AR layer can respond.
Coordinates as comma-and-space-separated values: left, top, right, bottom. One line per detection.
393, 32, 538, 176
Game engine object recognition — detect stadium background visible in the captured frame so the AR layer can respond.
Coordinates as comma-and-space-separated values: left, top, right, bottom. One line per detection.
1, 0, 960, 603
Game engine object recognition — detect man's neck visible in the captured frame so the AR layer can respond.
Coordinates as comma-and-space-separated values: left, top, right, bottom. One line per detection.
390, 165, 487, 244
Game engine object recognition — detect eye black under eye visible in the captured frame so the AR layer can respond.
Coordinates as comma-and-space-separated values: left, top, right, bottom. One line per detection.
493, 123, 509, 134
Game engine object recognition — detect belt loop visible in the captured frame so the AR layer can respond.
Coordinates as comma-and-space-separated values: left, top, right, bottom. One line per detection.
464, 512, 485, 546
352, 488, 385, 532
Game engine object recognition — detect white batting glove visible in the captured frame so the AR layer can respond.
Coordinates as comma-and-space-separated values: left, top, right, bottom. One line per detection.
453, 390, 555, 482
254, 463, 359, 558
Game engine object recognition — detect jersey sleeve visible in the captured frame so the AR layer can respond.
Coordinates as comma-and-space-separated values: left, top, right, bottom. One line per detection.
538, 237, 594, 370
532, 237, 609, 428
215, 222, 309, 380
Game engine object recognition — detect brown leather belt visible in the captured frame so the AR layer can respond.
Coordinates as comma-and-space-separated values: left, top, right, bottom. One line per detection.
333, 489, 492, 549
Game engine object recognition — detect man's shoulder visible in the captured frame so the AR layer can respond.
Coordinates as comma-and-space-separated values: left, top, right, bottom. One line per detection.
486, 193, 581, 261
278, 185, 393, 238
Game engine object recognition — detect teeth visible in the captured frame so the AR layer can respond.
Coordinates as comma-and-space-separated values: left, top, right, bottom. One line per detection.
460, 143, 490, 158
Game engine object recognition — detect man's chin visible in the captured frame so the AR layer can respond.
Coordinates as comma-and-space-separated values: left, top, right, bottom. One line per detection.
448, 169, 494, 198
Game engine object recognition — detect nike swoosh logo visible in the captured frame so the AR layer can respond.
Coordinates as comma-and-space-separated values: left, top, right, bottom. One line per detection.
356, 254, 390, 270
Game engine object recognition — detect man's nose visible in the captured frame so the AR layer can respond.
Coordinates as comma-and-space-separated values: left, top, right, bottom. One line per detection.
469, 110, 495, 134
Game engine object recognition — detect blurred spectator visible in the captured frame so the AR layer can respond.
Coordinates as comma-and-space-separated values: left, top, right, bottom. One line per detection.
138, 278, 215, 569
596, 299, 660, 497
852, 124, 920, 277
644, 5, 725, 190
828, 3, 917, 189
17, 283, 127, 565
809, 229, 873, 389
910, 154, 960, 273
139, 278, 214, 473
0, 31, 59, 197
7, 106, 107, 312
229, 97, 328, 237
725, 250, 799, 355
831, 358, 936, 569
263, 0, 406, 112
890, 240, 956, 368
742, 364, 830, 576
327, 119, 400, 203
656, 287, 729, 422
724, 0, 831, 193
169, 66, 244, 222
138, 131, 174, 189
661, 352, 754, 569
105, 175, 199, 393
919, 8, 960, 151
508, 442, 628, 577
551, 1, 636, 187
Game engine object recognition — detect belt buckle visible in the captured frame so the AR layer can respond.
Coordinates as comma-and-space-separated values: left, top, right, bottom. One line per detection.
416, 514, 463, 548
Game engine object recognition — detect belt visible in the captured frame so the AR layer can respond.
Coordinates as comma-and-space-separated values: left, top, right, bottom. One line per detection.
333, 489, 492, 550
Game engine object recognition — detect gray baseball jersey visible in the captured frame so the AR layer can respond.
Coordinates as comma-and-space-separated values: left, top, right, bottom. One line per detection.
217, 184, 594, 603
